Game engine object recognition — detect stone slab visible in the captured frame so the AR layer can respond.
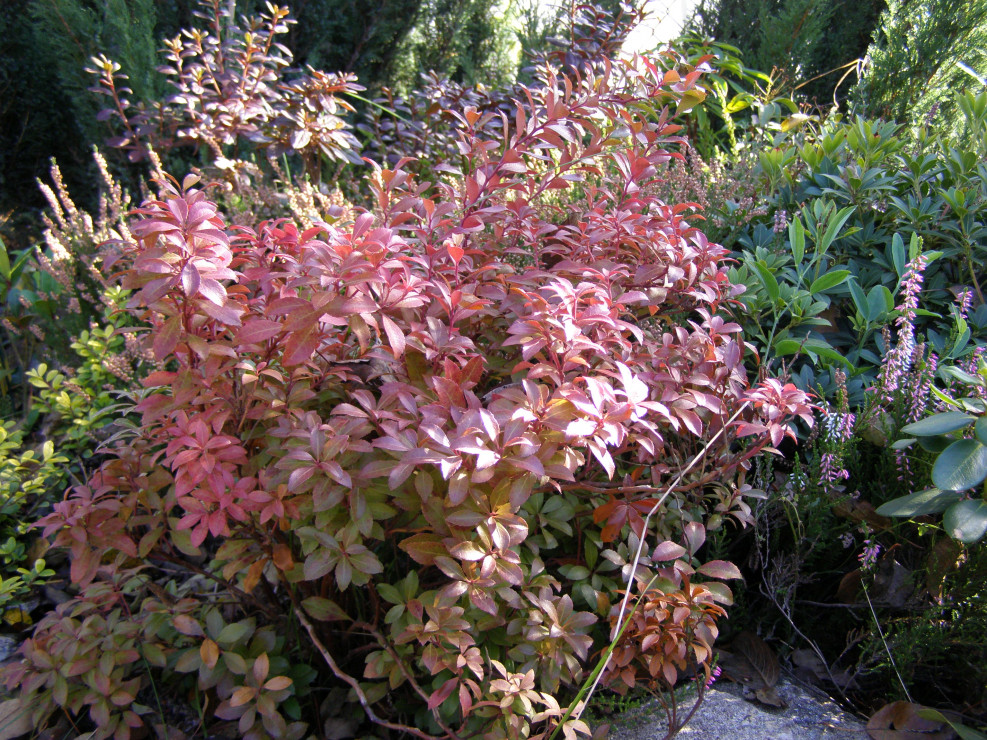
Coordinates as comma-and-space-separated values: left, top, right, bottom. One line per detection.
609, 677, 868, 740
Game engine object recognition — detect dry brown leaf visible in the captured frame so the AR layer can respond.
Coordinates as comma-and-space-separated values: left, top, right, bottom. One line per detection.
791, 648, 856, 690
833, 499, 893, 529
717, 632, 788, 707
791, 648, 827, 679
837, 569, 864, 603
754, 686, 787, 707
867, 701, 955, 740
870, 559, 914, 607
733, 631, 780, 689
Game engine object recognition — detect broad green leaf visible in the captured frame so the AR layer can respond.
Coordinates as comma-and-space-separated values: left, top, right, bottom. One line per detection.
943, 499, 987, 543
961, 398, 987, 414
724, 95, 751, 114
930, 385, 961, 408
801, 338, 852, 368
375, 584, 403, 605
918, 435, 952, 453
774, 337, 851, 367
217, 621, 253, 645
876, 488, 963, 517
0, 237, 9, 281
301, 596, 349, 622
916, 708, 987, 740
753, 262, 780, 303
9, 248, 31, 285
901, 411, 974, 436
809, 270, 850, 294
976, 417, 987, 446
932, 439, 987, 491
774, 338, 803, 356
866, 286, 888, 322
789, 219, 806, 265
940, 365, 986, 388
559, 564, 590, 580
818, 206, 856, 253
848, 278, 868, 319
891, 233, 906, 278
676, 89, 706, 114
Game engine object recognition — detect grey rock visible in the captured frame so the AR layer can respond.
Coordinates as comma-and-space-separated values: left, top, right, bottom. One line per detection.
609, 677, 867, 740
0, 635, 20, 663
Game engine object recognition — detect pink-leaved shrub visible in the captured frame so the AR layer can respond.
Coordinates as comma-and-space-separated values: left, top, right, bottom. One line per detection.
3, 40, 811, 740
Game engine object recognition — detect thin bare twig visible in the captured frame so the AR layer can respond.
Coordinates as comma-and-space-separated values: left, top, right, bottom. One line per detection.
293, 605, 450, 740
359, 622, 465, 740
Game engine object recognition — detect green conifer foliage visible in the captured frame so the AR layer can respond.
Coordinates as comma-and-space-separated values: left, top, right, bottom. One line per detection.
853, 0, 987, 131
687, 0, 885, 106
388, 0, 517, 91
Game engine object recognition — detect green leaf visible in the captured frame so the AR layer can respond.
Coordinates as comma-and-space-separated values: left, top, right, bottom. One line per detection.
890, 438, 916, 449
753, 262, 780, 303
773, 339, 802, 357
901, 411, 974, 436
676, 89, 706, 114
930, 385, 962, 408
940, 365, 986, 388
801, 338, 852, 368
891, 233, 906, 278
773, 337, 851, 367
943, 499, 987, 543
375, 584, 402, 605
818, 205, 856, 253
916, 708, 987, 740
848, 278, 868, 319
559, 564, 591, 580
724, 95, 750, 114
866, 286, 888, 322
9, 249, 32, 288
300, 596, 350, 622
0, 237, 9, 281
976, 417, 987, 446
789, 219, 806, 265
876, 488, 963, 517
809, 270, 850, 294
918, 435, 953, 453
217, 621, 253, 646
932, 439, 987, 491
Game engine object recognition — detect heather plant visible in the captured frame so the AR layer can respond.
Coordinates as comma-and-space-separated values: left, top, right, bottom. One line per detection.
648, 143, 766, 249
5, 152, 134, 370
641, 37, 987, 725
1, 45, 812, 738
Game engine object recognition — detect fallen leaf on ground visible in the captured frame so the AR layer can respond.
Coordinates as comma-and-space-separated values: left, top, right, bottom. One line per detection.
867, 701, 955, 740
717, 631, 788, 708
